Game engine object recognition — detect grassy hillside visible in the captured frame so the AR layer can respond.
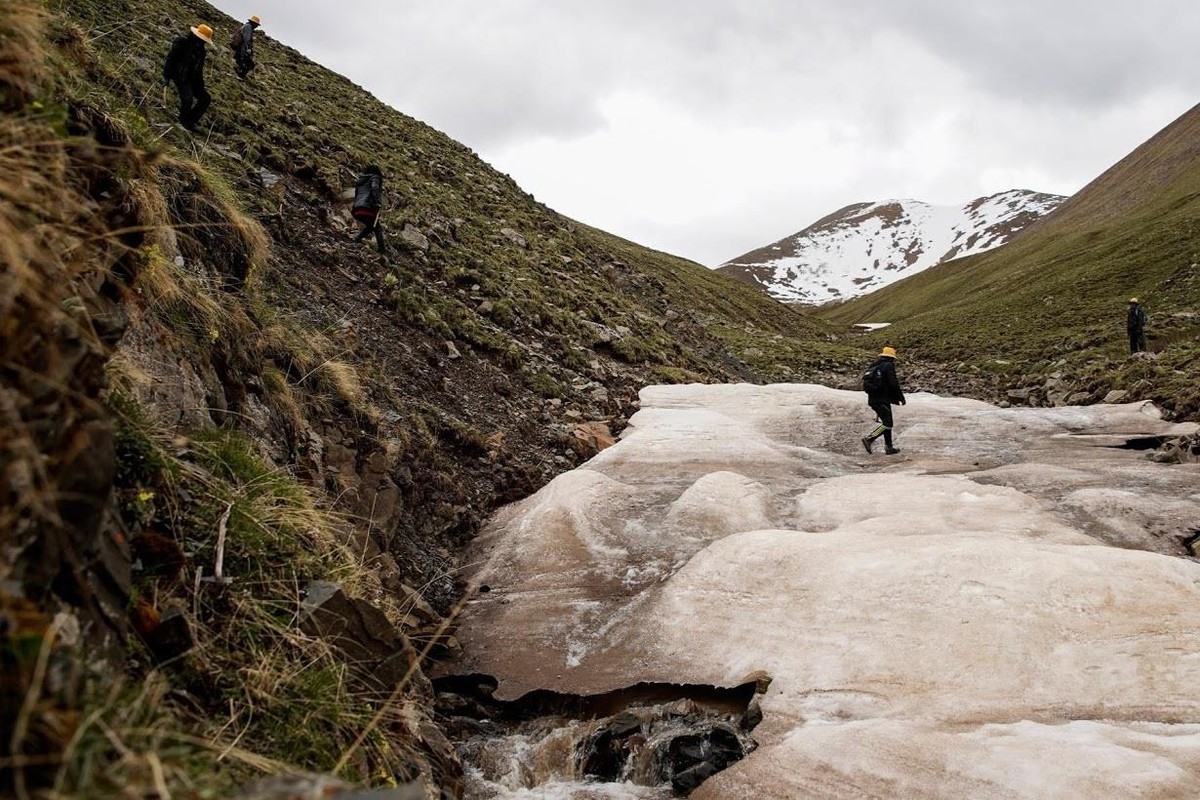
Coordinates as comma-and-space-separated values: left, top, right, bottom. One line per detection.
825, 103, 1200, 419
58, 0, 842, 375
4, 0, 857, 796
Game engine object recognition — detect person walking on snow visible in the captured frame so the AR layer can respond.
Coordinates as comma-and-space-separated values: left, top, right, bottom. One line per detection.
351, 165, 387, 254
1127, 297, 1148, 354
163, 23, 213, 130
231, 16, 261, 80
861, 346, 906, 455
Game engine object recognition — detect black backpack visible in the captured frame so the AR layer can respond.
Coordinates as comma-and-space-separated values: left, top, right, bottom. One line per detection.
862, 364, 884, 393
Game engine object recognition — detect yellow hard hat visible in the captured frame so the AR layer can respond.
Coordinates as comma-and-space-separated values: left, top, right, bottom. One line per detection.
249, 15, 261, 24
191, 24, 214, 44
880, 346, 897, 358
1129, 297, 1139, 304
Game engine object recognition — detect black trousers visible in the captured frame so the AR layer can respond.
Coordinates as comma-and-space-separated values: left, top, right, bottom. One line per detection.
866, 399, 895, 448
1128, 329, 1145, 353
235, 50, 255, 78
354, 214, 387, 253
175, 79, 211, 129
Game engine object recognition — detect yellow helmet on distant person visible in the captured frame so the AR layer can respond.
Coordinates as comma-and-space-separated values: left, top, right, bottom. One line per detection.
249, 15, 261, 24
880, 346, 897, 358
191, 23, 214, 43
1129, 297, 1139, 304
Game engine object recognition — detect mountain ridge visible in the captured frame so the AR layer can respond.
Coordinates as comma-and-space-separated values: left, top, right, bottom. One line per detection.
718, 189, 1065, 304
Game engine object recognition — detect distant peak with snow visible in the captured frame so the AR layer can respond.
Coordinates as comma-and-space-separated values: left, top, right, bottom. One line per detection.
717, 190, 1067, 304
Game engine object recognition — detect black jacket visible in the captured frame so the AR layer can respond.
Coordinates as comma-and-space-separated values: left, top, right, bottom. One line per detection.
1127, 305, 1147, 333
866, 357, 905, 405
163, 34, 207, 85
352, 173, 383, 211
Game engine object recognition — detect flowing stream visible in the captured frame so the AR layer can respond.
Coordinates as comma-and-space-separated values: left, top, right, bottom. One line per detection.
437, 675, 765, 798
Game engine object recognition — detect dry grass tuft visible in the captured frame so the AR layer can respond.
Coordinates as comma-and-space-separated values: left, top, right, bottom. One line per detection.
0, 22, 108, 550
1, 7, 152, 795
133, 244, 230, 334
156, 155, 272, 289
314, 359, 367, 409
258, 317, 378, 419
0, 2, 48, 112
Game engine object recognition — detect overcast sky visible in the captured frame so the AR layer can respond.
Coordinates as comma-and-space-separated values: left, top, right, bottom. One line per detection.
210, 1, 1197, 265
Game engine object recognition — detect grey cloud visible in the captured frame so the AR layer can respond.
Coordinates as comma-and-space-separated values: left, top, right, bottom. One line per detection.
215, 0, 1199, 140
210, 0, 1196, 264
859, 0, 1200, 108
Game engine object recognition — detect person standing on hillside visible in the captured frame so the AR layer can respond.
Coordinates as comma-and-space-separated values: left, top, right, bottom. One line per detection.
1127, 297, 1148, 354
861, 346, 906, 455
230, 15, 261, 80
351, 165, 388, 254
162, 23, 213, 130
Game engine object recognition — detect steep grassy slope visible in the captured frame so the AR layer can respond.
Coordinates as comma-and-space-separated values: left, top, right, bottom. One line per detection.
826, 103, 1200, 419
43, 0, 857, 587
60, 0, 839, 373
52, 0, 852, 552
3, 0, 856, 796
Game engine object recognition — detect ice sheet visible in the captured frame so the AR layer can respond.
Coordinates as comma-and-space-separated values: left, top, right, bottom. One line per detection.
443, 384, 1200, 797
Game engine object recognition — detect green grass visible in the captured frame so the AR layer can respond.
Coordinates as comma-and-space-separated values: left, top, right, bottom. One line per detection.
96, 395, 420, 792
823, 102, 1200, 418
50, 0, 844, 387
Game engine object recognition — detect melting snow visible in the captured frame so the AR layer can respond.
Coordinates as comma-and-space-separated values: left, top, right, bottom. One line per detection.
444, 384, 1200, 798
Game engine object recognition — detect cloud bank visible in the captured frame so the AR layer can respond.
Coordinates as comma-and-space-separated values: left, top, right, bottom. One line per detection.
211, 0, 1198, 264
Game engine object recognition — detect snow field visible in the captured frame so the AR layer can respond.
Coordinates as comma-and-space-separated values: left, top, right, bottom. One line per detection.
449, 384, 1200, 798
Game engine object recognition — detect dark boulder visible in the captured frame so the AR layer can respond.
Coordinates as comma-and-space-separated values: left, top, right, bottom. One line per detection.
578, 711, 646, 780
665, 724, 746, 795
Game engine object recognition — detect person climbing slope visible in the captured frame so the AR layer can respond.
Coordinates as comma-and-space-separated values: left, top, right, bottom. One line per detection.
351, 165, 387, 254
162, 23, 213, 131
1127, 297, 1148, 354
861, 346, 906, 455
230, 15, 261, 80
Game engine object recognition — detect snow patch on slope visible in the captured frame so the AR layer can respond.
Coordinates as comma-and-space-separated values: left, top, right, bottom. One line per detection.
718, 190, 1065, 304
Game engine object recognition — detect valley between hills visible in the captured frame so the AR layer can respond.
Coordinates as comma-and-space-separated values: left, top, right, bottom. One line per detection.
3, 0, 1200, 798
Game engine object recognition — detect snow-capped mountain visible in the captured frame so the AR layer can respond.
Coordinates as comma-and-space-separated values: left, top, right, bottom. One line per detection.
717, 190, 1066, 304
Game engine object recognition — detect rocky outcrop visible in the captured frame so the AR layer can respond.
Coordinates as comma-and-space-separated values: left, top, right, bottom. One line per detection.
435, 676, 767, 796
570, 421, 617, 456
577, 710, 751, 795
299, 581, 424, 690
297, 581, 463, 796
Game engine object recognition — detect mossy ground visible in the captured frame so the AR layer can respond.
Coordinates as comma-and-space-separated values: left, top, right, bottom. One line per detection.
53, 0, 845, 381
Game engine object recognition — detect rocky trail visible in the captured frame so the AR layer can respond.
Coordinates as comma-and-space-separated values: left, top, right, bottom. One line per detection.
434, 384, 1200, 798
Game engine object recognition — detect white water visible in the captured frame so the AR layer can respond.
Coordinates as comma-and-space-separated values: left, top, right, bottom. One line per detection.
443, 385, 1200, 798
